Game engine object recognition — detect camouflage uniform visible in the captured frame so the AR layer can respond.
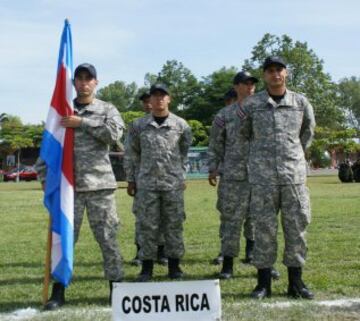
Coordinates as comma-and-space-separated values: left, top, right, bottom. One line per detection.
124, 113, 192, 260
36, 98, 124, 280
208, 102, 254, 257
129, 172, 165, 247
241, 90, 315, 269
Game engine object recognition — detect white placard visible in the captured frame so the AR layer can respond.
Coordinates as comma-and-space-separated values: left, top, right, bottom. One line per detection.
112, 279, 221, 321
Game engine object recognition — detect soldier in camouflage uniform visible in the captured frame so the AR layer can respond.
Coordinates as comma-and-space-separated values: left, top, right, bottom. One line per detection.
130, 92, 167, 266
209, 88, 238, 266
208, 71, 259, 279
35, 63, 124, 310
241, 57, 316, 299
124, 83, 192, 282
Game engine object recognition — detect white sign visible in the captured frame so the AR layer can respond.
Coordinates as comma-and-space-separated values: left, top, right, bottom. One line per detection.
112, 279, 221, 321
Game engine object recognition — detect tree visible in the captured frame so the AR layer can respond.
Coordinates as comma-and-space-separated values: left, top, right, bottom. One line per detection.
243, 33, 344, 128
309, 126, 360, 167
187, 120, 208, 146
121, 111, 145, 128
184, 66, 238, 125
338, 77, 360, 129
0, 116, 39, 180
145, 60, 201, 113
97, 81, 140, 112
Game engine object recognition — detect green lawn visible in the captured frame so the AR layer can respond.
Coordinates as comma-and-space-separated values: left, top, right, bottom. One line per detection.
0, 176, 360, 320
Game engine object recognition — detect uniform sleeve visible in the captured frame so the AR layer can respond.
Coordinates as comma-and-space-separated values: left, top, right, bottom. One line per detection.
207, 111, 226, 173
80, 105, 125, 145
34, 157, 47, 183
179, 123, 193, 178
300, 98, 316, 151
123, 122, 141, 183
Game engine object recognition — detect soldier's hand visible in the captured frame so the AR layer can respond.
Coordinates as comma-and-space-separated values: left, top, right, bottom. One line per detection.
208, 171, 217, 186
60, 116, 82, 128
182, 182, 187, 190
127, 182, 137, 197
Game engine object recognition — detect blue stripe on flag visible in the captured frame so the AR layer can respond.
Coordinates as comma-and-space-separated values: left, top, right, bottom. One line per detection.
40, 130, 62, 198
52, 209, 74, 287
57, 20, 73, 75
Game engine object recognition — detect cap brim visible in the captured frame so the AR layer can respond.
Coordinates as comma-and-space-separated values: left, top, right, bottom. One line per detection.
263, 62, 286, 70
150, 88, 169, 95
246, 77, 259, 83
239, 76, 259, 83
74, 67, 96, 78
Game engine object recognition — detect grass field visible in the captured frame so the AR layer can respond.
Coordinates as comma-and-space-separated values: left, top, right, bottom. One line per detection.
0, 176, 360, 320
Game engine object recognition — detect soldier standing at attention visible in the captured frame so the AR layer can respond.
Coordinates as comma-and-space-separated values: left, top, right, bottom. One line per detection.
241, 56, 316, 299
208, 71, 259, 278
124, 84, 192, 282
210, 88, 238, 266
36, 63, 125, 309
130, 92, 167, 266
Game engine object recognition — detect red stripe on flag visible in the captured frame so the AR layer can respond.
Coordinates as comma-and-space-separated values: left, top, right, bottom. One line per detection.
51, 65, 73, 117
62, 128, 74, 186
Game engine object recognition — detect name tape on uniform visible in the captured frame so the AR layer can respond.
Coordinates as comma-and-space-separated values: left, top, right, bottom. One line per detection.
112, 279, 221, 321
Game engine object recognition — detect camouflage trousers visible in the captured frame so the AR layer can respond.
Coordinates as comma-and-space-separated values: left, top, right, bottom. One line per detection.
216, 179, 254, 257
132, 193, 165, 246
136, 188, 185, 260
250, 184, 311, 269
74, 189, 123, 281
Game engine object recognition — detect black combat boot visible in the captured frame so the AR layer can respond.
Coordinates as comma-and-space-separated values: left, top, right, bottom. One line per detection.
109, 279, 123, 305
251, 268, 272, 299
136, 260, 153, 282
287, 267, 314, 299
44, 282, 65, 311
168, 258, 184, 279
130, 244, 141, 266
219, 256, 233, 279
157, 245, 168, 265
271, 267, 281, 280
243, 239, 255, 264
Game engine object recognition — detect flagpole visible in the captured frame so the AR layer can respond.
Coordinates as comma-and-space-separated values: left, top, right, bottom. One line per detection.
42, 216, 52, 305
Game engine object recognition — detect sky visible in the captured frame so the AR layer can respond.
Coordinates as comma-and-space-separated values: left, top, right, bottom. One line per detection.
0, 0, 359, 124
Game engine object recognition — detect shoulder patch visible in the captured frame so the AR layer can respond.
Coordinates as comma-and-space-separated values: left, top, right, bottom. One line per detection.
236, 106, 247, 120
214, 115, 225, 128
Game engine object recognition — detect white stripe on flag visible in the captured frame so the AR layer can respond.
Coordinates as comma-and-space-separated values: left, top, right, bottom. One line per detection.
60, 173, 74, 228
65, 67, 73, 111
45, 107, 66, 145
51, 232, 62, 273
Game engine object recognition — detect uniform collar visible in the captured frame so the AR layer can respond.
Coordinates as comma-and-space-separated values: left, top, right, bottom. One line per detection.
264, 89, 295, 108
74, 98, 99, 114
147, 112, 176, 128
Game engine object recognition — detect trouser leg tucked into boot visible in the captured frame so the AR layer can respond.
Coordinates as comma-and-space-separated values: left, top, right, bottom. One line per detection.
219, 256, 233, 279
136, 260, 153, 282
287, 267, 314, 299
212, 252, 224, 265
44, 282, 65, 311
243, 239, 254, 264
251, 268, 272, 299
271, 267, 281, 280
157, 245, 168, 265
168, 258, 183, 279
131, 244, 142, 266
